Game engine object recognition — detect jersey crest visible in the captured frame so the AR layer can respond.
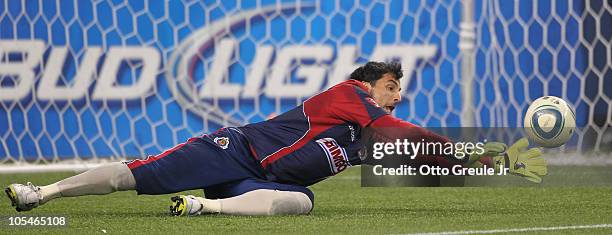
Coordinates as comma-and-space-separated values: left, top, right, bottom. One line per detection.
214, 137, 230, 149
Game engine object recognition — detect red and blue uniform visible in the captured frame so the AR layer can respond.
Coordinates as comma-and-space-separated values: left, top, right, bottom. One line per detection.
126, 79, 449, 204
237, 79, 389, 186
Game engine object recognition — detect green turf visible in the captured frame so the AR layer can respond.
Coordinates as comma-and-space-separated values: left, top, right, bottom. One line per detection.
1, 167, 612, 234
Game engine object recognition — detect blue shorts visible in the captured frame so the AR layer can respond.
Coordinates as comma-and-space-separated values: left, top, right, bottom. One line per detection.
126, 128, 313, 204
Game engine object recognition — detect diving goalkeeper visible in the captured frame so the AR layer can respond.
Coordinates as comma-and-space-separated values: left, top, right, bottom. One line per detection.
5, 62, 546, 216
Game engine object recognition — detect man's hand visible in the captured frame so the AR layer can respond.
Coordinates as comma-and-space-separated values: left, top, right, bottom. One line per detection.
493, 138, 547, 183
466, 141, 507, 165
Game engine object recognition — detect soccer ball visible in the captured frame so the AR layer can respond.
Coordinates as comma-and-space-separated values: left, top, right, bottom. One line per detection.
524, 96, 576, 148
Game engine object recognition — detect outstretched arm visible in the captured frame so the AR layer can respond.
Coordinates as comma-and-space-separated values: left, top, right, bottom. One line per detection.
367, 115, 508, 168
367, 115, 460, 168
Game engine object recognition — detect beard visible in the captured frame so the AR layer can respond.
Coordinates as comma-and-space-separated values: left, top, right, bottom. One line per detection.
369, 90, 395, 113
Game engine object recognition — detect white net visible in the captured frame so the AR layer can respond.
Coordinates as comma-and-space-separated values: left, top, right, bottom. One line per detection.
474, 0, 612, 163
0, 0, 609, 172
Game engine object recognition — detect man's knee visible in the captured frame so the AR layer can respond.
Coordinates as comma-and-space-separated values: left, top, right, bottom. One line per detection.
109, 162, 136, 191
268, 190, 313, 215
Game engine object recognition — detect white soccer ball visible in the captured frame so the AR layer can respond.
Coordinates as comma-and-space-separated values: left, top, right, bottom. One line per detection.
524, 96, 576, 148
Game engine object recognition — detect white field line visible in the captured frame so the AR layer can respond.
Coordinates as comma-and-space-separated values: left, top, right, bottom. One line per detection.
404, 224, 612, 235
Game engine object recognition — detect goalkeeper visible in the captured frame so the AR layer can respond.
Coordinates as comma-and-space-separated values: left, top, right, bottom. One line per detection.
5, 62, 546, 216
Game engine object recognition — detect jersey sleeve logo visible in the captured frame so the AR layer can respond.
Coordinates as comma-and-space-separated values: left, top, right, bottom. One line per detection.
214, 137, 230, 149
316, 138, 351, 175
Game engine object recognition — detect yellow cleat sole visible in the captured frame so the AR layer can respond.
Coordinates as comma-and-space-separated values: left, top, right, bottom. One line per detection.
169, 196, 188, 216
5, 185, 19, 211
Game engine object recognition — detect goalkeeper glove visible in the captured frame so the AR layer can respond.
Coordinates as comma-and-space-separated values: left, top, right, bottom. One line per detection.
492, 138, 547, 183
465, 141, 507, 166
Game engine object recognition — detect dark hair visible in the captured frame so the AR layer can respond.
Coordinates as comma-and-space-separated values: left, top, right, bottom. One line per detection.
349, 61, 403, 85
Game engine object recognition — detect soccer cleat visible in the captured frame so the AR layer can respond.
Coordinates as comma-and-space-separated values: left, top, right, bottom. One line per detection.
5, 182, 43, 212
169, 195, 203, 216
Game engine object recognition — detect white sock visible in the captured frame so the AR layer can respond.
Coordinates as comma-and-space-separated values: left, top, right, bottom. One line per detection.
195, 197, 222, 214
196, 189, 312, 216
39, 183, 61, 204
38, 162, 136, 204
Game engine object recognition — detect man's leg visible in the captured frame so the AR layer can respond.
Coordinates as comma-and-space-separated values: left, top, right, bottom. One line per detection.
40, 162, 136, 203
7, 133, 261, 212
198, 189, 312, 215
171, 179, 314, 216
5, 162, 135, 212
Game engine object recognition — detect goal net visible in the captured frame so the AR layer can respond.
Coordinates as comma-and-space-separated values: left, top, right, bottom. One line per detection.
0, 0, 610, 172
472, 0, 611, 164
